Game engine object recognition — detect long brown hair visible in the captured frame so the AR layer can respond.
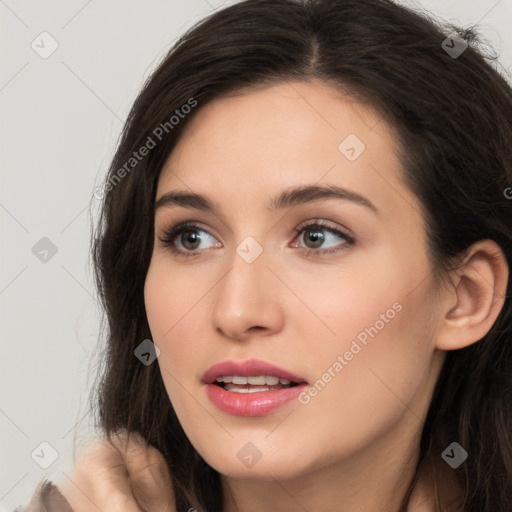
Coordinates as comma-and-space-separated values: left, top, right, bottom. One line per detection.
89, 1, 512, 510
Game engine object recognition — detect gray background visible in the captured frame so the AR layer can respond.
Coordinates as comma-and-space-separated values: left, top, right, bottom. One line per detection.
1, 0, 511, 509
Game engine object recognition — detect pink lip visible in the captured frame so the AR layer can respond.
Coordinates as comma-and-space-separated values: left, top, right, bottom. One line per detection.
202, 359, 308, 417
202, 359, 307, 385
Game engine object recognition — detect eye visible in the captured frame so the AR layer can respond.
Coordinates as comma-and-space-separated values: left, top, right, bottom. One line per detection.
292, 219, 355, 256
158, 222, 220, 258
158, 219, 355, 259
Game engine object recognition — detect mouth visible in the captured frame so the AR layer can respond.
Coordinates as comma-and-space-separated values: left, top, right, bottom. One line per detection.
213, 375, 301, 393
202, 359, 308, 416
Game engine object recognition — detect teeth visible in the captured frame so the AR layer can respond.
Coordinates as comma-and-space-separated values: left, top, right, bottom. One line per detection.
215, 376, 232, 383
224, 384, 272, 393
247, 376, 266, 385
215, 375, 293, 386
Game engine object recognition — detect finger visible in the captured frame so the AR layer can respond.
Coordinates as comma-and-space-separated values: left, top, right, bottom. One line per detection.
62, 469, 143, 512
110, 431, 176, 512
61, 435, 144, 512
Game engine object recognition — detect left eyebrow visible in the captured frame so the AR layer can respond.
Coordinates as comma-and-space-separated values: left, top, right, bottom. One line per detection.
155, 183, 379, 215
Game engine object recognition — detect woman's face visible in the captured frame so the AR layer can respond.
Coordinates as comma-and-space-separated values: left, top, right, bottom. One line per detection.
144, 80, 446, 481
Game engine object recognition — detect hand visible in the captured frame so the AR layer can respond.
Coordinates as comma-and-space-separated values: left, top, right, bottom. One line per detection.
59, 430, 176, 512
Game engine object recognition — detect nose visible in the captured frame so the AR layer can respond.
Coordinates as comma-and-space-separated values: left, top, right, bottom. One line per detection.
211, 245, 285, 342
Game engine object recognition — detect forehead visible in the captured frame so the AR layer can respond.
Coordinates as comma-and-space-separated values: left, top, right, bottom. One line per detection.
157, 80, 418, 223
165, 80, 389, 166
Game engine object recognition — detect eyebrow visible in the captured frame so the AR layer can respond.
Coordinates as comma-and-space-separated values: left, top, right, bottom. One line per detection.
155, 184, 378, 215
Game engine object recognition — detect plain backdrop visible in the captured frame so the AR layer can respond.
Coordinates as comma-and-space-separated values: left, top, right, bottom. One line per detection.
1, 0, 511, 509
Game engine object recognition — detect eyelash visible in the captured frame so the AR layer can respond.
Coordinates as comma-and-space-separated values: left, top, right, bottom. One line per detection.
157, 219, 356, 259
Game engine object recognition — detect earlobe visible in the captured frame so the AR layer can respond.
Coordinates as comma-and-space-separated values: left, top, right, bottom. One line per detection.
435, 239, 509, 351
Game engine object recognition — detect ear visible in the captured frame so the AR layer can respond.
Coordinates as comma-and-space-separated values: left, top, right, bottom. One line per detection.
435, 239, 509, 351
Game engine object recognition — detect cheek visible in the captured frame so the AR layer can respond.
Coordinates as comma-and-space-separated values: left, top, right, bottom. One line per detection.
290, 249, 437, 430
144, 255, 211, 348
144, 257, 211, 409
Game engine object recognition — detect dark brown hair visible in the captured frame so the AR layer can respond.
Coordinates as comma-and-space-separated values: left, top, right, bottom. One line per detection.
89, 0, 512, 510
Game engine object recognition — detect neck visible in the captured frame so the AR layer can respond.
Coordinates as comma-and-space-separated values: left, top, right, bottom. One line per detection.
221, 412, 432, 512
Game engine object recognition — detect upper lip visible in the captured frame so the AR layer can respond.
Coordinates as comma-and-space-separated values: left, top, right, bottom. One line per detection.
202, 359, 308, 385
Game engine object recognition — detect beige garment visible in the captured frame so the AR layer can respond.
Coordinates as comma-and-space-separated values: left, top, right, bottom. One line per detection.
14, 480, 74, 512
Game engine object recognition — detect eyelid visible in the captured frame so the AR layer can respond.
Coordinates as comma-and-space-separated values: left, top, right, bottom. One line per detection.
294, 218, 355, 240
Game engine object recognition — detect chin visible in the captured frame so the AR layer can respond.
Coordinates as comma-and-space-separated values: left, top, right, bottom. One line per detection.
200, 442, 313, 482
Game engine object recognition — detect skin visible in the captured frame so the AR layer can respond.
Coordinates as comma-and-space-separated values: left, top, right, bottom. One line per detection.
143, 80, 508, 511
58, 430, 175, 512
58, 79, 507, 512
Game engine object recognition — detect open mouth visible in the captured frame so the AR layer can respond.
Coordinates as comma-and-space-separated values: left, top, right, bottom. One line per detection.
203, 361, 308, 416
202, 359, 308, 415
214, 375, 300, 393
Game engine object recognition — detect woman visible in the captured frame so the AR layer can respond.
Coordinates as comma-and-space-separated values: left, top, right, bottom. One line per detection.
19, 0, 512, 510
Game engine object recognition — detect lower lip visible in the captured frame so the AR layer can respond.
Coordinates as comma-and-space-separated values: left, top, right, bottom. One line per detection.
205, 383, 308, 417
